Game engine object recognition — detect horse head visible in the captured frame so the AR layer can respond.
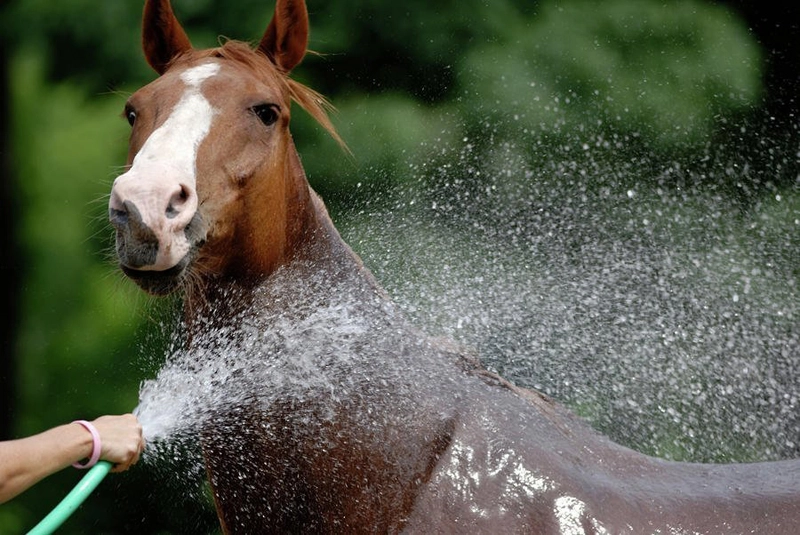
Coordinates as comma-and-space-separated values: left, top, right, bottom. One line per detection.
109, 0, 337, 298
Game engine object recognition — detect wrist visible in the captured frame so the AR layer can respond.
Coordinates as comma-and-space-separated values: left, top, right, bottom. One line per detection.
71, 420, 102, 469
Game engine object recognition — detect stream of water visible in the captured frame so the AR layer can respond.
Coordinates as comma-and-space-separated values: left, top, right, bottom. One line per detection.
341, 122, 798, 463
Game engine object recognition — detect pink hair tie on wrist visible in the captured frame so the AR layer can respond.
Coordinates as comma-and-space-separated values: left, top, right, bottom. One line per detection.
72, 420, 102, 469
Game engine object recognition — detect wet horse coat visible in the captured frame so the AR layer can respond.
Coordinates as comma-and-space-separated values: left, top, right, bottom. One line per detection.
110, 0, 800, 533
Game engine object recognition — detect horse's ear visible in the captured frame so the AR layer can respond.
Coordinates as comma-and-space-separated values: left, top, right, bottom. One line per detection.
258, 0, 309, 73
142, 0, 193, 74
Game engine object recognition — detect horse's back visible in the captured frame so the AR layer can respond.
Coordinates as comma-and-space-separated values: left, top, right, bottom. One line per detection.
404, 370, 800, 534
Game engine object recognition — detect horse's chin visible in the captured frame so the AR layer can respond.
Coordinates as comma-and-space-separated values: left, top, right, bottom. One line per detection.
121, 259, 189, 296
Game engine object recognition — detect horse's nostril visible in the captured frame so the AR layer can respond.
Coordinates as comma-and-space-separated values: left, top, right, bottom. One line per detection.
109, 206, 129, 227
166, 184, 192, 219
109, 199, 146, 229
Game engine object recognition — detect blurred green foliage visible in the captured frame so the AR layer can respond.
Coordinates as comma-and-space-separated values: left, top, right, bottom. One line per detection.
1, 0, 796, 533
458, 0, 761, 151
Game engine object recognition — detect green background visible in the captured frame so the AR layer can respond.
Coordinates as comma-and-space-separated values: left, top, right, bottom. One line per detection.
0, 0, 797, 533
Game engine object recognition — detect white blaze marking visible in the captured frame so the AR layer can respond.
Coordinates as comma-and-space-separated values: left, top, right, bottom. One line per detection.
112, 62, 220, 271
131, 62, 219, 186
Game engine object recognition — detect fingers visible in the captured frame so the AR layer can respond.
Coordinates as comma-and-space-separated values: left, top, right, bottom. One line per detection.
91, 413, 146, 472
111, 435, 146, 473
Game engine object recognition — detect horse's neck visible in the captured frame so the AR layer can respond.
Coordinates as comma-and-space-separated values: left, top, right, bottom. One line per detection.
185, 143, 388, 321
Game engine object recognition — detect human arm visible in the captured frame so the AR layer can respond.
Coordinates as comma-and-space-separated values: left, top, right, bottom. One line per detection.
0, 414, 144, 503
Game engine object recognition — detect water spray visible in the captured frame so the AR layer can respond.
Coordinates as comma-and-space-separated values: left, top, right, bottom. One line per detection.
26, 461, 112, 535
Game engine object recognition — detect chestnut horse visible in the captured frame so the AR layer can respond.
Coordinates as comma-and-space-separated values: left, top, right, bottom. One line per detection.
110, 0, 800, 533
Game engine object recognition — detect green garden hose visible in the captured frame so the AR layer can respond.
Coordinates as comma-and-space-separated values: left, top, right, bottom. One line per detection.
26, 460, 112, 535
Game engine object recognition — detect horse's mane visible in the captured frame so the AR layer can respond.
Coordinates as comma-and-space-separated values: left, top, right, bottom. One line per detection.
177, 40, 347, 150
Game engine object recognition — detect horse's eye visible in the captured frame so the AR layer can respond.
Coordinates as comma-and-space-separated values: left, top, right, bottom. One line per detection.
252, 104, 279, 126
125, 107, 137, 127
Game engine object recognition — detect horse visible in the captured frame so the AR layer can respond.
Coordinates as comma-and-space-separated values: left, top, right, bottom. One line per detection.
109, 0, 800, 533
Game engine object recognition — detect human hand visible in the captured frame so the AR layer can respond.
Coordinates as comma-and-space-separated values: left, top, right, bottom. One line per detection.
89, 414, 145, 472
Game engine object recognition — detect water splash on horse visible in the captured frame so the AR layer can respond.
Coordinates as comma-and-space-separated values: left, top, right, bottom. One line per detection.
114, 1, 800, 533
